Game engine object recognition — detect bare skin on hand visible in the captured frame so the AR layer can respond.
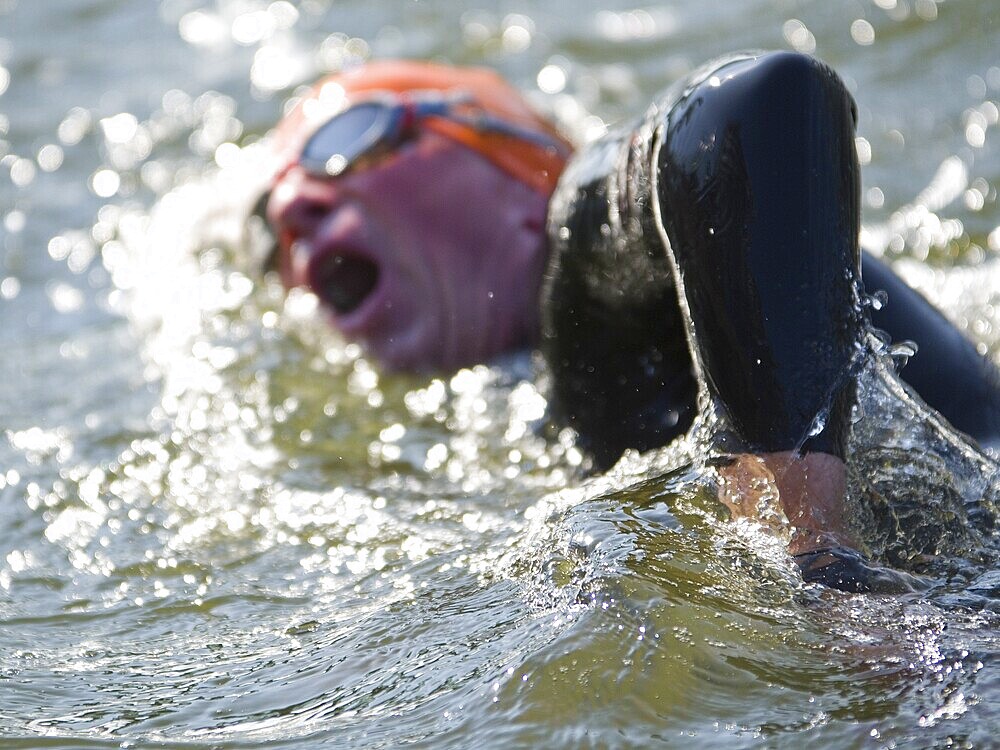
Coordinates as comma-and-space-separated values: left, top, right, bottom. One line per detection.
717, 451, 858, 555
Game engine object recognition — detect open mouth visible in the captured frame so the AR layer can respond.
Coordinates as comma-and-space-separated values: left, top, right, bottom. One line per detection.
308, 253, 381, 316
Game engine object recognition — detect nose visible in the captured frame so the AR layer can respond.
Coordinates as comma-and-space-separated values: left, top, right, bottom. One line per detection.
266, 169, 340, 288
266, 169, 381, 317
266, 169, 338, 256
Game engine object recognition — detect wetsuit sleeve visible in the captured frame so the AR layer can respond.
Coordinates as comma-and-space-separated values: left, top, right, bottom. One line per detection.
653, 51, 863, 458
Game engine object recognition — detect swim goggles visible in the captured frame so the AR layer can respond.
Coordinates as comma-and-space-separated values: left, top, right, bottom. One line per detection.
291, 90, 570, 190
248, 89, 570, 273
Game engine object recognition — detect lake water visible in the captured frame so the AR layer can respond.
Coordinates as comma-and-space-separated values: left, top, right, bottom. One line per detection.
2, 0, 1000, 747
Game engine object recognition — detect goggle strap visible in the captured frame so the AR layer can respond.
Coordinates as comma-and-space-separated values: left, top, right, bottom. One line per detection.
404, 91, 566, 153
399, 100, 420, 135
288, 90, 569, 193
448, 111, 568, 152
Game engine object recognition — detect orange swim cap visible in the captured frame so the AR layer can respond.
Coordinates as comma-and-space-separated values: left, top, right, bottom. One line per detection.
271, 60, 572, 196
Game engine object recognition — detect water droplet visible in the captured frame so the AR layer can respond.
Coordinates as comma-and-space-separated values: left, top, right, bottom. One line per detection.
888, 339, 918, 370
806, 410, 827, 438
0, 276, 20, 299
37, 144, 64, 172
326, 154, 348, 176
868, 289, 888, 311
850, 19, 876, 46
91, 169, 120, 197
9, 157, 36, 187
537, 64, 567, 94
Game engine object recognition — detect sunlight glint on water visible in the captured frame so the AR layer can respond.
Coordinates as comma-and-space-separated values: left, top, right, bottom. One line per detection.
1, 0, 999, 747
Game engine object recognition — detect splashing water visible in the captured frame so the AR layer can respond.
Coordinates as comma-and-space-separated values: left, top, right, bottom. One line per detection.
2, 0, 1000, 748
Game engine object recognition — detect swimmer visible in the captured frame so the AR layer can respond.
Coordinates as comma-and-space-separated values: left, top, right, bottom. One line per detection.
262, 63, 571, 372
258, 52, 1000, 591
544, 53, 1000, 469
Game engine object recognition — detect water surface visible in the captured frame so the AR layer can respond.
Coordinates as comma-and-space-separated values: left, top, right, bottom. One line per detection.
2, 0, 1000, 747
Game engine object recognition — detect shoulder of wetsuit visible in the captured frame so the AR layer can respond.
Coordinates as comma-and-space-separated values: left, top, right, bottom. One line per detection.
540, 114, 695, 469
542, 49, 1000, 468
539, 54, 771, 467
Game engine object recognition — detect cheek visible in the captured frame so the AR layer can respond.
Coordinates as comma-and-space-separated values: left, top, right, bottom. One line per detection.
435, 168, 549, 270
410, 193, 506, 273
403, 156, 544, 260
342, 136, 551, 280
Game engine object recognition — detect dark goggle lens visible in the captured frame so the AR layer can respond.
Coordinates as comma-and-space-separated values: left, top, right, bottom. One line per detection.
299, 102, 395, 176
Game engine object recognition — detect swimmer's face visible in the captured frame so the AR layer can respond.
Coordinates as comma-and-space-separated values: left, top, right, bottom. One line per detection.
265, 115, 555, 373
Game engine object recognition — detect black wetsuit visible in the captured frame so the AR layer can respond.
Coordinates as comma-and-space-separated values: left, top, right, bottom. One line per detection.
542, 51, 1000, 470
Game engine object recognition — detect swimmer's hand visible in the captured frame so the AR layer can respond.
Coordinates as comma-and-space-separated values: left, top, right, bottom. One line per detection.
717, 452, 929, 594
793, 546, 928, 594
